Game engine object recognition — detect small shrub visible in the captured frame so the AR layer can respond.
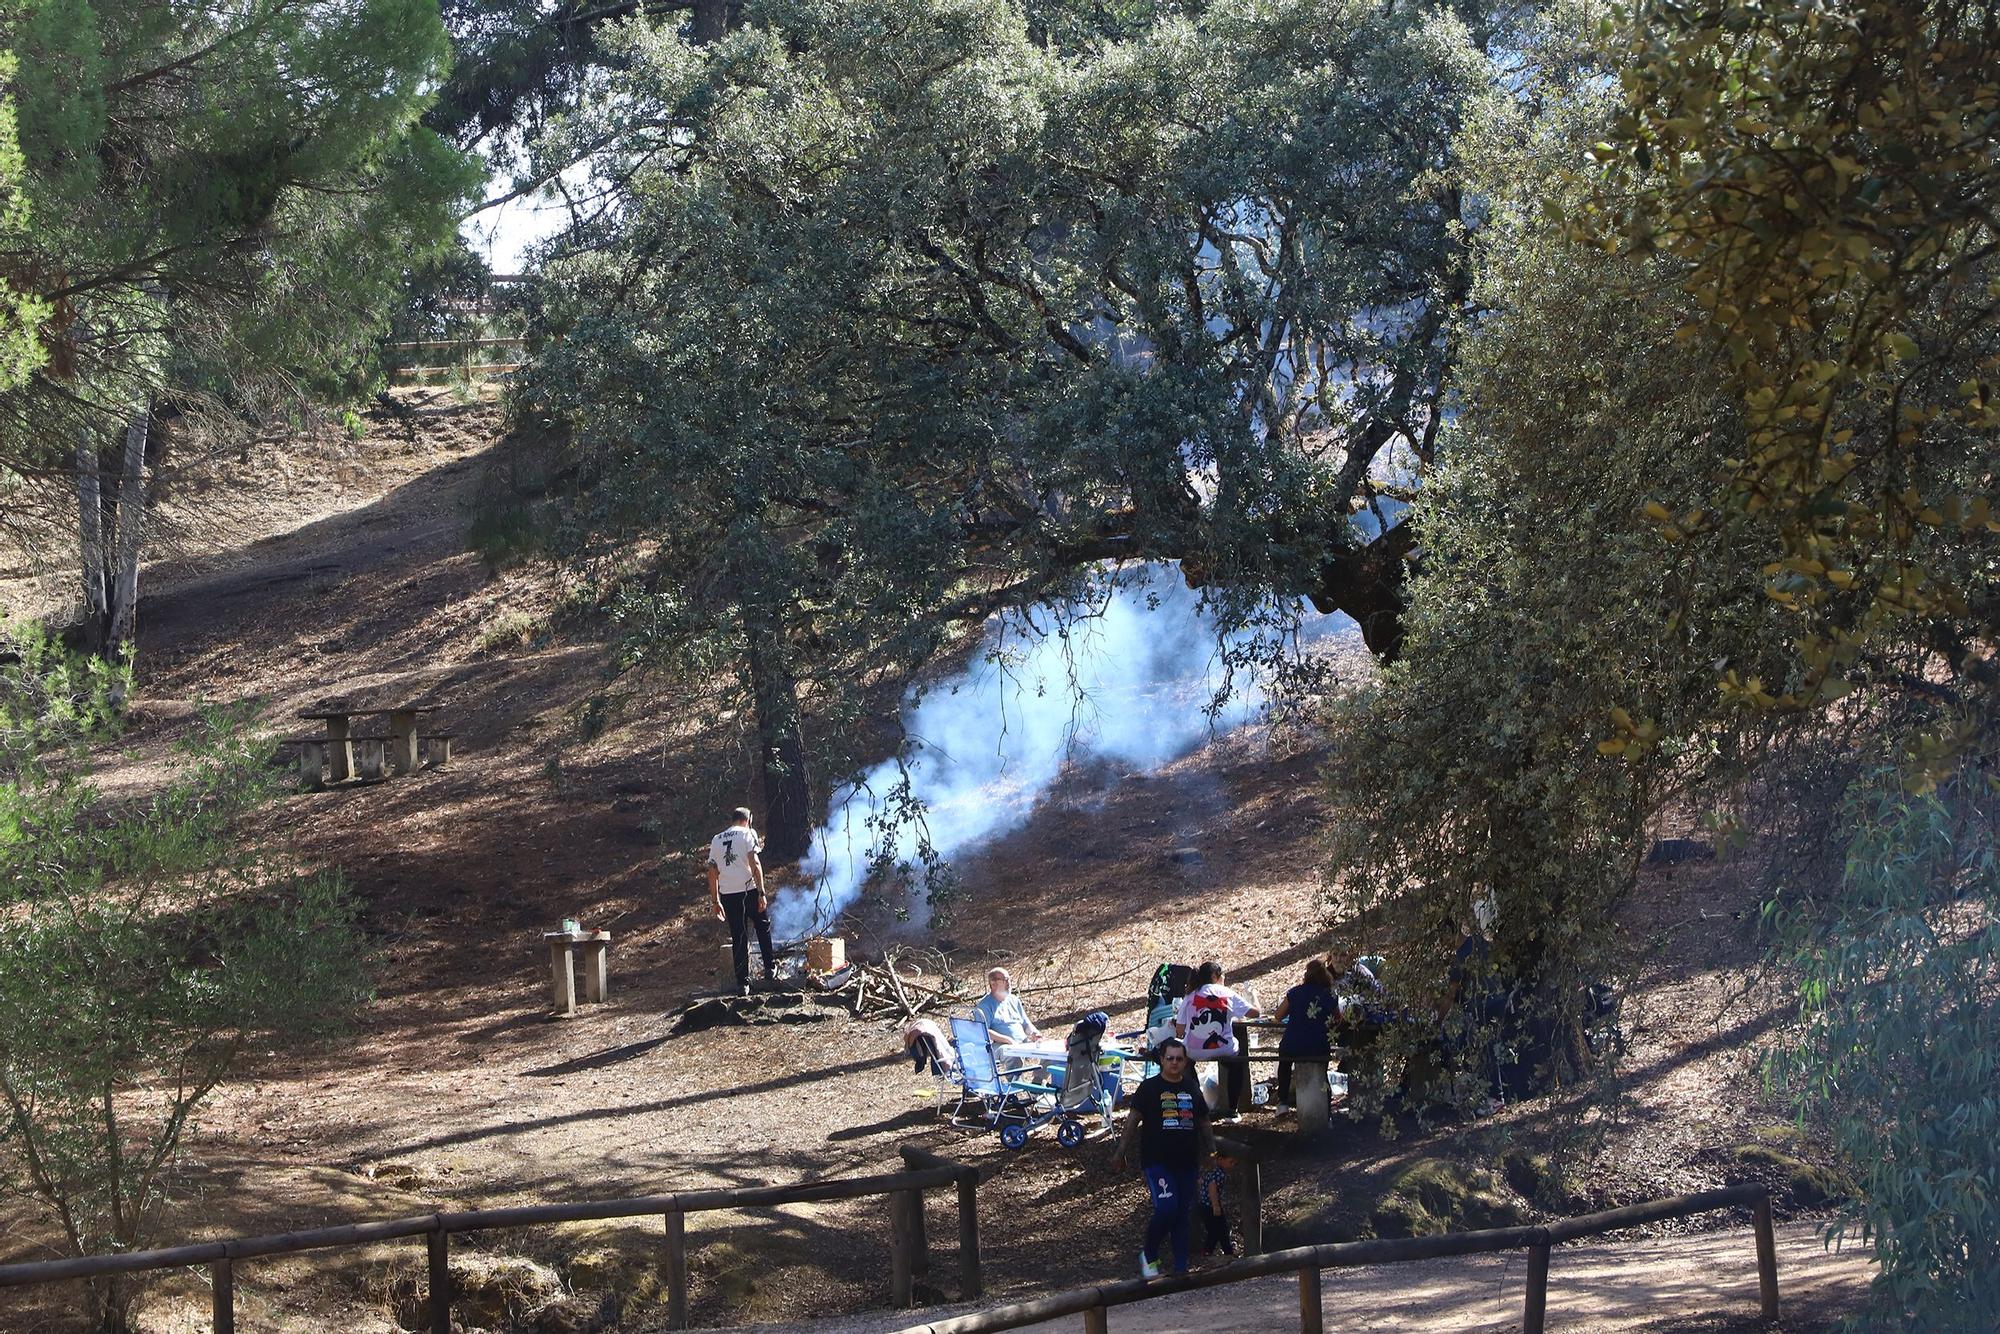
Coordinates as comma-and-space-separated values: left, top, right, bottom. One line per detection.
479, 610, 537, 653
1369, 1159, 1527, 1238
576, 693, 615, 742
1726, 1144, 1848, 1208
467, 498, 545, 570
0, 627, 370, 1330
1767, 768, 2000, 1326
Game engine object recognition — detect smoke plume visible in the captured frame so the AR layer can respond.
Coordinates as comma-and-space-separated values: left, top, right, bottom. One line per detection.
768, 565, 1351, 939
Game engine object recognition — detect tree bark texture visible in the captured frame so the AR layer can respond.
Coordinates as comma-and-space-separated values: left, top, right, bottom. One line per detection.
75, 434, 110, 655
744, 620, 812, 865
1312, 520, 1416, 660
690, 0, 728, 43
70, 401, 154, 666
107, 401, 152, 654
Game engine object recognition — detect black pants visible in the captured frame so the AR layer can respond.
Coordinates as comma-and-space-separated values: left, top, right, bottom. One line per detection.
1200, 1206, 1235, 1256
721, 892, 776, 987
908, 1032, 946, 1075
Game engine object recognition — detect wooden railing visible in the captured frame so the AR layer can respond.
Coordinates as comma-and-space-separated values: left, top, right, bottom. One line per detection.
890, 1183, 1780, 1334
0, 1158, 980, 1333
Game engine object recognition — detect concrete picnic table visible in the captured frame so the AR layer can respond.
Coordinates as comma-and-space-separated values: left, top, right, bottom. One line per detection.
296, 700, 444, 781
546, 929, 612, 1016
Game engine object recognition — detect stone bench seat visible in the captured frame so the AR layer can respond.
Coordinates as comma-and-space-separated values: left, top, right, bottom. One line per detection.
282, 725, 457, 789
283, 734, 402, 788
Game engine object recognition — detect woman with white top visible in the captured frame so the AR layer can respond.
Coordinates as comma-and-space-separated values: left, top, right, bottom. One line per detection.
1175, 960, 1260, 1118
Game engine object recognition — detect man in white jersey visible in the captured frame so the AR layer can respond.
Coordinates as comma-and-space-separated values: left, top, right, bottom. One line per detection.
707, 807, 774, 996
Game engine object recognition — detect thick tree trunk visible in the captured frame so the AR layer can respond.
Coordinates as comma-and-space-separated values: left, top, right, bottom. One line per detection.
744, 620, 812, 865
106, 402, 151, 656
1314, 519, 1417, 660
690, 0, 728, 43
75, 434, 111, 656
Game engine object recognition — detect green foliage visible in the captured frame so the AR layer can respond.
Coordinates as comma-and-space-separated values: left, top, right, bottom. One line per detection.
1767, 763, 1999, 1329
1590, 1, 2000, 774
0, 0, 481, 565
519, 0, 1500, 829
1322, 7, 1786, 1066
0, 32, 45, 392
0, 625, 369, 1330
1322, 0, 1999, 1312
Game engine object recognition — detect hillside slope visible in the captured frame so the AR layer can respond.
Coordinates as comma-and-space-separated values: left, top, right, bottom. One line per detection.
0, 393, 1864, 1333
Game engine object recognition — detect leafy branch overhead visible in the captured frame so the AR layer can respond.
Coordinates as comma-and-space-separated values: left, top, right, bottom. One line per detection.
1587, 0, 2000, 769
518, 0, 1494, 682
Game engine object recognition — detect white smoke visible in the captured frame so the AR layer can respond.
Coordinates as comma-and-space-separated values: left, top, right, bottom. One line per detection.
768, 564, 1353, 940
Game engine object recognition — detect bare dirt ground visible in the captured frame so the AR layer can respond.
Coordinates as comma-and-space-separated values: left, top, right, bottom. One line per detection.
0, 393, 1870, 1333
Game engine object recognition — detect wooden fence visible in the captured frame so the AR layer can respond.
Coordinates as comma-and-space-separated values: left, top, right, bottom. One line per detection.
386, 335, 527, 382
0, 1157, 981, 1333
889, 1183, 1779, 1334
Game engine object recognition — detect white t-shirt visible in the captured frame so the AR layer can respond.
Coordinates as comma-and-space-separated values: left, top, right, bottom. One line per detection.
1177, 984, 1252, 1060
707, 826, 762, 895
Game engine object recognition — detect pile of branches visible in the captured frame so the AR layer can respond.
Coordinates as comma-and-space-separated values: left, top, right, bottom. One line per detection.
819, 947, 970, 1025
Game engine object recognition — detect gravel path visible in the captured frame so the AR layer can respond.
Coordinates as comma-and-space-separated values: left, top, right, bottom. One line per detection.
719, 1221, 1872, 1333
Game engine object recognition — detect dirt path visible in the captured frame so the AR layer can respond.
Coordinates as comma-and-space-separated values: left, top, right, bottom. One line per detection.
721, 1221, 1872, 1334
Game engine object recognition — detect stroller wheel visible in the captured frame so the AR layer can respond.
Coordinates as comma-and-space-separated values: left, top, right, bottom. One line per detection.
999, 1123, 1030, 1150
1056, 1117, 1088, 1148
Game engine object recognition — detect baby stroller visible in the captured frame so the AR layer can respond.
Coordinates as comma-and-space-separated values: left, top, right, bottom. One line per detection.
1042, 1012, 1123, 1147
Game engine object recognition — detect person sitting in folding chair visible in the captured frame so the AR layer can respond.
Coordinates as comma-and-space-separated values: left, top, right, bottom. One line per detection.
948, 1016, 1059, 1140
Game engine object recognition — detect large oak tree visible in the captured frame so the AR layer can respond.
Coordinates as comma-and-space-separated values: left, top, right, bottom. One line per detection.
515, 0, 1502, 859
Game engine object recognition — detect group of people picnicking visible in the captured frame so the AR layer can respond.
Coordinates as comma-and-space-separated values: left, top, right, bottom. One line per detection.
702, 809, 1418, 1279
951, 956, 1384, 1276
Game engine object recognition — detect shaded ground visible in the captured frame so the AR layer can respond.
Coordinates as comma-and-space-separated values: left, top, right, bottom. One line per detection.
0, 393, 1861, 1332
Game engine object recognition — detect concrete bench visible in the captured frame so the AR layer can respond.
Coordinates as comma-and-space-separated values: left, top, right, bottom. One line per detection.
1293, 1058, 1332, 1132
547, 929, 611, 1017
282, 732, 453, 788
282, 734, 390, 789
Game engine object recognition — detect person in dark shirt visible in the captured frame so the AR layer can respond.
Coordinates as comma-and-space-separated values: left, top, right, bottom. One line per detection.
1112, 1037, 1216, 1277
1273, 958, 1337, 1107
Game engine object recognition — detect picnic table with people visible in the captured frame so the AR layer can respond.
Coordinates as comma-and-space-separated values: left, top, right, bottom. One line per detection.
904, 950, 1421, 1276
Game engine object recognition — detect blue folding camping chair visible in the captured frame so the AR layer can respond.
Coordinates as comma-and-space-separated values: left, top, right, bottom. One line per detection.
948, 1017, 1068, 1149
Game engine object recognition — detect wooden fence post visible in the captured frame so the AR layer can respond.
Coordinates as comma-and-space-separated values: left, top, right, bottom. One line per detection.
1753, 1194, 1780, 1320
956, 1171, 983, 1299
211, 1257, 234, 1334
1523, 1239, 1550, 1334
1298, 1264, 1324, 1334
888, 1190, 916, 1307
426, 1231, 452, 1334
663, 1211, 688, 1330
1084, 1307, 1109, 1334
